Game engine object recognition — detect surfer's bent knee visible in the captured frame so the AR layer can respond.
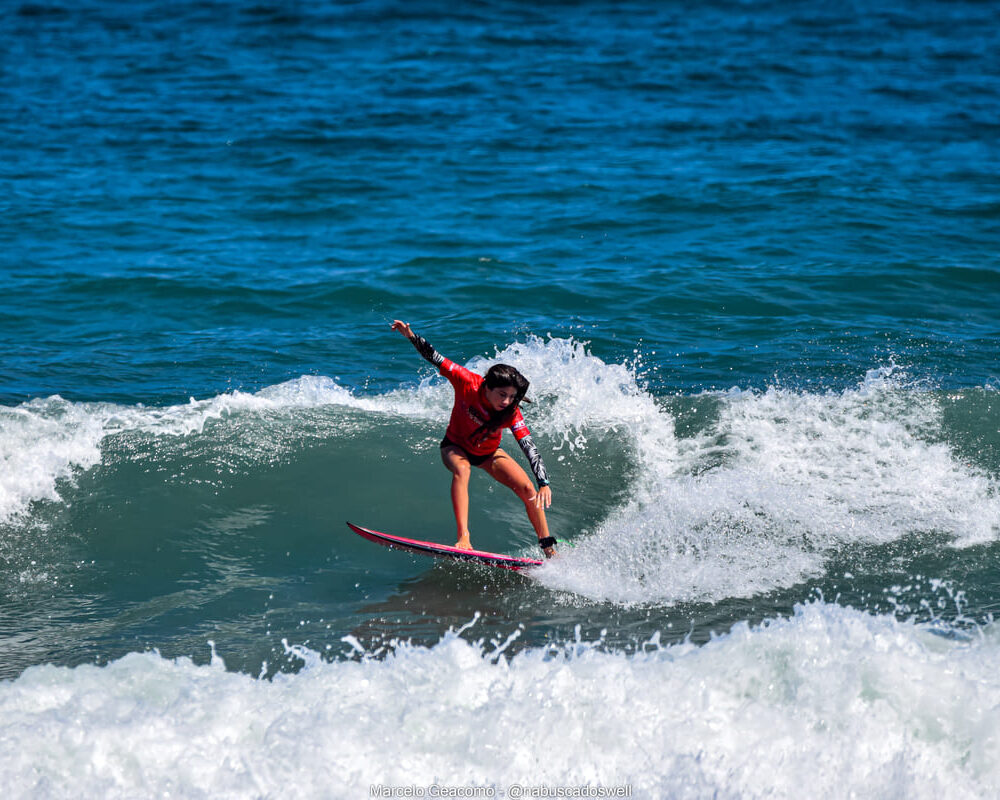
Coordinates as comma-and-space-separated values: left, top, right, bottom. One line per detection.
443, 455, 470, 477
514, 482, 535, 502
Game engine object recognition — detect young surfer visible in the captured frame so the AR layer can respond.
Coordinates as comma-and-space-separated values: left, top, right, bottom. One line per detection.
391, 320, 557, 558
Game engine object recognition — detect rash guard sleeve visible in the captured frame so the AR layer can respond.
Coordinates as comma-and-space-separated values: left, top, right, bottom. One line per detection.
515, 433, 550, 488
410, 334, 445, 368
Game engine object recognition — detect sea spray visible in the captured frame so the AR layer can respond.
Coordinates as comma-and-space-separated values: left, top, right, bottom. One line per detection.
537, 362, 1000, 605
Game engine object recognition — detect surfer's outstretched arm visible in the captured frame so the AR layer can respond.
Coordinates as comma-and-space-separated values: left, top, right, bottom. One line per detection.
391, 320, 445, 368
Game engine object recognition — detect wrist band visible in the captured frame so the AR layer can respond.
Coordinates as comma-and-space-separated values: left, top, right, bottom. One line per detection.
538, 537, 557, 550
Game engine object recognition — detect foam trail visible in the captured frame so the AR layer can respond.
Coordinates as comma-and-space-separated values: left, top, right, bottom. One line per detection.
1, 603, 998, 799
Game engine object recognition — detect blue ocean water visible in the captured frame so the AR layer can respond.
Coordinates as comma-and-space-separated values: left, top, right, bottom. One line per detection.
2, 1, 1000, 796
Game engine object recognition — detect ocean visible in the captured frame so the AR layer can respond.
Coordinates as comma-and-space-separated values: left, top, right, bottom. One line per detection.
2, 0, 1000, 796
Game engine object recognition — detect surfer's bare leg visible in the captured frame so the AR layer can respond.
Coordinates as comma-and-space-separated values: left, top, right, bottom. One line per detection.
441, 446, 474, 550
482, 449, 555, 557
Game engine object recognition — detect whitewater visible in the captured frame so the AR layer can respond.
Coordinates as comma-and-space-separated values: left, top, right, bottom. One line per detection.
2, 604, 1000, 799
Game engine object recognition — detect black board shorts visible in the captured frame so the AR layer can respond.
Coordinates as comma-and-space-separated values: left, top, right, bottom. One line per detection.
440, 436, 496, 467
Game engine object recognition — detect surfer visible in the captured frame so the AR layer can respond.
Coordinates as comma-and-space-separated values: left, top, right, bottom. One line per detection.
391, 321, 557, 558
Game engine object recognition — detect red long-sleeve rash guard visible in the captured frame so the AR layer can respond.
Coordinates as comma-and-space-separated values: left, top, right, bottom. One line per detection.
409, 334, 550, 488
439, 357, 530, 456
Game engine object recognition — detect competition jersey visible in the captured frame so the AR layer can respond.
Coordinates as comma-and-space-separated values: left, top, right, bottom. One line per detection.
408, 333, 549, 487
439, 358, 530, 456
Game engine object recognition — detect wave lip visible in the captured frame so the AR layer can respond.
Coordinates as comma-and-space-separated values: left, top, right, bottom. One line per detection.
0, 337, 649, 524
0, 376, 417, 524
0, 396, 107, 524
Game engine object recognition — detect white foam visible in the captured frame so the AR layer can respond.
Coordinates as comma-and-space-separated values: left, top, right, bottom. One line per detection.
0, 397, 107, 524
468, 337, 677, 460
538, 364, 1000, 605
1, 603, 998, 799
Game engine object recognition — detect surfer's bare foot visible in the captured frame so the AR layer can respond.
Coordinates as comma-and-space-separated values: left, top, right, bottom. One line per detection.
455, 534, 473, 550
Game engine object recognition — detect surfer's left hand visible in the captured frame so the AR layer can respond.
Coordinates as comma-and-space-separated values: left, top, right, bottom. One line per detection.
390, 320, 415, 340
532, 486, 552, 510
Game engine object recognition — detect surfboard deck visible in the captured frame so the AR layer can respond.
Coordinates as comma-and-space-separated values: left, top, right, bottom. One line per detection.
346, 522, 544, 571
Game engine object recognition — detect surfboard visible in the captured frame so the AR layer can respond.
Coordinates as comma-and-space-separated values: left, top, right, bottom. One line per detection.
346, 522, 544, 571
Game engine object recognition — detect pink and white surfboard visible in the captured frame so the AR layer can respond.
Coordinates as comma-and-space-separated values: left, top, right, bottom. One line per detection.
346, 522, 544, 571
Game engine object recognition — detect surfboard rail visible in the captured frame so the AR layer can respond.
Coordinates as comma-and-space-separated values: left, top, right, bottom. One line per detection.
346, 522, 544, 571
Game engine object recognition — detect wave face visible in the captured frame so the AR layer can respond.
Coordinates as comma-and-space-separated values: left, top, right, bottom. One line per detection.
4, 339, 997, 605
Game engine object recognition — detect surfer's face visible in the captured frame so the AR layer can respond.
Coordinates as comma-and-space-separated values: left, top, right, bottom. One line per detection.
484, 384, 518, 412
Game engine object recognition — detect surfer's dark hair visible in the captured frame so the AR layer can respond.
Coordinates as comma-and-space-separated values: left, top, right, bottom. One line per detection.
479, 364, 530, 433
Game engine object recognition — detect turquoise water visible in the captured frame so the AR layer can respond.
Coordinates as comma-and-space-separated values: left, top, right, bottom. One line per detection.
2, 2, 1000, 797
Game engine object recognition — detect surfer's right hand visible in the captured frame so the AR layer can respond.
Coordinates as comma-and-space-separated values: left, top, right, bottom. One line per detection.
531, 485, 552, 510
391, 320, 414, 340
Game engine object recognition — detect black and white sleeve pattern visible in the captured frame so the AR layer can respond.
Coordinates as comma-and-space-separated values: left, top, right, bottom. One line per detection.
516, 433, 550, 488
410, 335, 445, 368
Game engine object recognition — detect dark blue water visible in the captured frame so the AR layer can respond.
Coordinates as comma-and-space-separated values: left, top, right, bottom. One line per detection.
5, 0, 999, 405
2, 2, 1000, 796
